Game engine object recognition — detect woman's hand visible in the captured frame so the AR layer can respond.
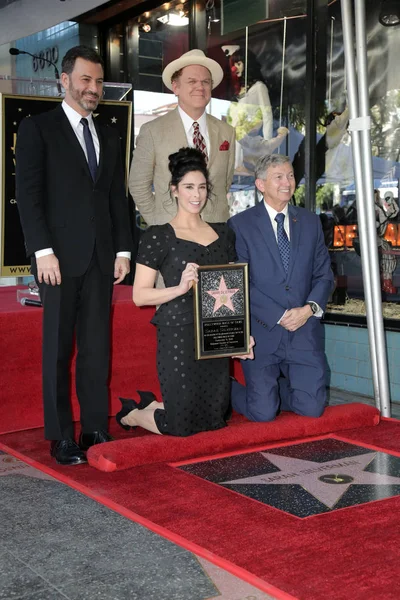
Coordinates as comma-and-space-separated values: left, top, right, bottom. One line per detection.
237, 335, 255, 360
177, 262, 199, 295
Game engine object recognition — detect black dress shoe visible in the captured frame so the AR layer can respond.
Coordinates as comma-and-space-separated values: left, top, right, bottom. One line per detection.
50, 439, 87, 466
79, 430, 113, 451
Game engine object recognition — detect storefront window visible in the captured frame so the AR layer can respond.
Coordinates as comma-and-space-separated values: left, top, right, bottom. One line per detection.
207, 0, 400, 323
103, 0, 400, 322
316, 1, 400, 321
206, 1, 305, 216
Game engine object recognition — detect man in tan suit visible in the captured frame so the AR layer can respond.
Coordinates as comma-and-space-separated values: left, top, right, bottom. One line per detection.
129, 49, 235, 225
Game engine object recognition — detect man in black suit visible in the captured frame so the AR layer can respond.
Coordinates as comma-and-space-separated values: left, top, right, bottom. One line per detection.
16, 46, 132, 465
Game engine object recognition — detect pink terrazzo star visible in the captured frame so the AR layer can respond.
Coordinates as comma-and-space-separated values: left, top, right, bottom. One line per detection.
206, 276, 239, 314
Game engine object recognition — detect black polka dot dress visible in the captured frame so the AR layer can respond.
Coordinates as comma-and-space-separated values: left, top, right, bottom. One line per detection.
136, 223, 237, 436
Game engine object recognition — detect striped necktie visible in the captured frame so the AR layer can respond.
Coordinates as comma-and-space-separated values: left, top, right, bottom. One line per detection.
192, 121, 208, 161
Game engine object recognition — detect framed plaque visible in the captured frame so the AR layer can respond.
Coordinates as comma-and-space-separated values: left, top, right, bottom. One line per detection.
193, 263, 250, 360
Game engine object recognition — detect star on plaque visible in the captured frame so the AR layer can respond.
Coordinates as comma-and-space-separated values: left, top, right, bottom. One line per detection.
111, 116, 117, 123
206, 276, 239, 314
224, 451, 400, 509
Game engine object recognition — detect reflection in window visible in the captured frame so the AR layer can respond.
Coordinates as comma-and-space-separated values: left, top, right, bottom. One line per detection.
207, 5, 306, 217
207, 0, 400, 318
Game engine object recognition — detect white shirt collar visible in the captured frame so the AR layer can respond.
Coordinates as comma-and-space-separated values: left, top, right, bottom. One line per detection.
263, 200, 289, 222
178, 106, 207, 134
62, 100, 93, 129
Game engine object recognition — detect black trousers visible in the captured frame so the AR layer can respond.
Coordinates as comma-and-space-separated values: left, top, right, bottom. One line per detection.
38, 252, 114, 440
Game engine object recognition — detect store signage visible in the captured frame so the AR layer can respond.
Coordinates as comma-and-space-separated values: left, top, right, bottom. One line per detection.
32, 46, 59, 72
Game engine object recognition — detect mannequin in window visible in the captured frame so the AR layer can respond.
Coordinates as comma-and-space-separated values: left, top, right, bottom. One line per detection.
324, 106, 353, 184
375, 189, 399, 295
227, 48, 289, 175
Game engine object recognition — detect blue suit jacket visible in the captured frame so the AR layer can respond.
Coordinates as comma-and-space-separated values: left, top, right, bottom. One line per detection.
229, 201, 334, 355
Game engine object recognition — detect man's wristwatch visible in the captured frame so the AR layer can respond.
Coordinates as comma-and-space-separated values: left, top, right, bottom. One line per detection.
307, 301, 318, 315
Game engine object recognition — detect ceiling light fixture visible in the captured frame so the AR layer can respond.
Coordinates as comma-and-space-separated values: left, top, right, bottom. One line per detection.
157, 11, 189, 26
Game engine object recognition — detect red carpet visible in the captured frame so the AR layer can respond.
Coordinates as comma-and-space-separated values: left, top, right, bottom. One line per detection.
0, 284, 245, 435
1, 407, 398, 600
2, 286, 398, 598
0, 285, 160, 434
87, 403, 380, 471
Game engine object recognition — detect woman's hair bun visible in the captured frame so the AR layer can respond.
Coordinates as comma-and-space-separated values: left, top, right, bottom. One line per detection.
168, 147, 207, 175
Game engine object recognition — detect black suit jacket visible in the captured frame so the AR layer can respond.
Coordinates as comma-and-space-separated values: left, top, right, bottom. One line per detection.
16, 104, 132, 277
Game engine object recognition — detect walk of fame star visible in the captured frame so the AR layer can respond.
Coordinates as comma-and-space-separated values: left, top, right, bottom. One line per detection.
223, 450, 400, 510
0, 452, 53, 481
206, 276, 239, 314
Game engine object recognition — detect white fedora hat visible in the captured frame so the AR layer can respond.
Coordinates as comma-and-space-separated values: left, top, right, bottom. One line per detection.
162, 49, 224, 91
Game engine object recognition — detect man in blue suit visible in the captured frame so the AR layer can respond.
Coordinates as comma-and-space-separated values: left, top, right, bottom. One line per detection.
229, 154, 334, 421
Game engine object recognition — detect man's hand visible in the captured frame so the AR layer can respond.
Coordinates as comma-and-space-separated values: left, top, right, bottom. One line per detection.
36, 254, 61, 286
280, 306, 312, 332
114, 257, 130, 284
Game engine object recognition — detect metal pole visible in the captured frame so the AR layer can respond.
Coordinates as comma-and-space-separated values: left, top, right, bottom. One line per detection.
244, 26, 248, 93
304, 0, 327, 213
340, 0, 381, 408
279, 17, 287, 129
304, 0, 317, 213
354, 0, 391, 416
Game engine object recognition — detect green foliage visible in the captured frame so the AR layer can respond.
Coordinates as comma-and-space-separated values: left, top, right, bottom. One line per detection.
293, 183, 336, 210
294, 184, 305, 206
369, 90, 400, 161
316, 184, 335, 209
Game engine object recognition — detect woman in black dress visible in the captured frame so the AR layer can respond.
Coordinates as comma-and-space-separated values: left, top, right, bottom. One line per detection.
117, 148, 253, 436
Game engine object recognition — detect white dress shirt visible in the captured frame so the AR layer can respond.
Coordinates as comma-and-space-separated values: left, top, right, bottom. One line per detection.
36, 101, 130, 261
62, 99, 100, 164
178, 106, 210, 157
263, 201, 322, 320
263, 201, 290, 241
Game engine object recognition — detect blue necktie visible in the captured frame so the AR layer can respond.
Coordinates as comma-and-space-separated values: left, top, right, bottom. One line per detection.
275, 213, 290, 273
80, 117, 97, 181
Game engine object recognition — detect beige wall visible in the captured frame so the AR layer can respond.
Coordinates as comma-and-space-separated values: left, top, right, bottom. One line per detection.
0, 42, 12, 77
0, 43, 14, 95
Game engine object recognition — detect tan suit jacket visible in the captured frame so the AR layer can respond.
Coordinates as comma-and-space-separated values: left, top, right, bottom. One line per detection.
129, 108, 235, 225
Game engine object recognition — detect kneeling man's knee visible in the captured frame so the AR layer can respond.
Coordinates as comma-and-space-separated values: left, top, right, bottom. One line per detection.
302, 403, 326, 418
247, 404, 277, 423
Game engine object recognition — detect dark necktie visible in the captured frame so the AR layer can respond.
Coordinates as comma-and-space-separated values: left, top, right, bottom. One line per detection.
192, 121, 208, 161
275, 213, 290, 273
80, 117, 97, 181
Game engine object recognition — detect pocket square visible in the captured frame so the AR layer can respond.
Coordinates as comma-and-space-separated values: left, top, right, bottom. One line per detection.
219, 140, 230, 151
